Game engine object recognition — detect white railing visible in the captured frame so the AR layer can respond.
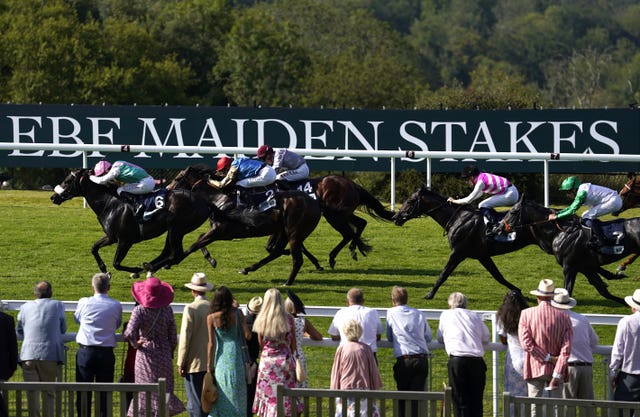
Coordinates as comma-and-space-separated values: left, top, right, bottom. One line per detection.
1, 142, 640, 207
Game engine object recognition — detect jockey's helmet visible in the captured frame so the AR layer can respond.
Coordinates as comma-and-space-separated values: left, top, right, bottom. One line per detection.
460, 165, 480, 179
94, 160, 112, 176
257, 145, 274, 159
216, 156, 233, 172
559, 176, 580, 191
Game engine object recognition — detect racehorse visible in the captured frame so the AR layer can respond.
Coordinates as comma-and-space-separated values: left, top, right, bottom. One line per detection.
162, 165, 322, 286
166, 164, 324, 273
50, 169, 213, 276
500, 195, 638, 305
612, 173, 640, 275
392, 186, 535, 300
313, 175, 395, 268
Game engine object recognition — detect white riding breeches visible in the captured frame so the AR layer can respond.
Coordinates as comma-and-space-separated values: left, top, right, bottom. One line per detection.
117, 176, 155, 195
582, 196, 623, 219
236, 165, 277, 188
276, 163, 309, 182
478, 185, 519, 209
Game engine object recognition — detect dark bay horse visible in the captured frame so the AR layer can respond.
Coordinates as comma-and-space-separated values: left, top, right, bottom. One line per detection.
612, 173, 640, 274
501, 196, 638, 305
313, 175, 395, 268
392, 186, 534, 300
163, 166, 322, 286
50, 169, 213, 276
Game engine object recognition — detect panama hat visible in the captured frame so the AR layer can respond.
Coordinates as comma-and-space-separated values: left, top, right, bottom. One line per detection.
530, 279, 556, 297
551, 288, 577, 309
200, 372, 217, 412
624, 289, 640, 309
247, 296, 263, 314
132, 276, 174, 308
184, 272, 213, 292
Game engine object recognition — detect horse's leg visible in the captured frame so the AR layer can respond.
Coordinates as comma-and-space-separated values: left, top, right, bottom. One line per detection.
615, 253, 639, 276
284, 243, 305, 286
239, 249, 284, 275
301, 244, 323, 271
111, 241, 144, 277
144, 229, 189, 272
347, 214, 371, 258
477, 256, 521, 293
562, 265, 578, 295
91, 235, 114, 274
425, 251, 466, 300
200, 246, 217, 268
323, 214, 356, 269
597, 266, 626, 280
582, 269, 626, 306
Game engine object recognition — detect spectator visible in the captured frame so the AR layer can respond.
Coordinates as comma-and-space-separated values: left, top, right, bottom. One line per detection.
256, 145, 310, 185
328, 288, 382, 361
385, 286, 432, 417
518, 279, 572, 417
74, 273, 123, 417
16, 281, 66, 417
330, 319, 383, 417
610, 289, 640, 408
124, 276, 185, 417
496, 290, 529, 399
244, 296, 262, 417
551, 288, 598, 417
206, 285, 251, 417
284, 290, 323, 388
177, 273, 214, 417
252, 288, 302, 417
437, 292, 489, 417
0, 301, 18, 417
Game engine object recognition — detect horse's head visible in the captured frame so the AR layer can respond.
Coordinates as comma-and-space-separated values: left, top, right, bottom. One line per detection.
614, 173, 640, 216
393, 186, 446, 225
500, 195, 552, 233
167, 164, 215, 191
50, 169, 90, 205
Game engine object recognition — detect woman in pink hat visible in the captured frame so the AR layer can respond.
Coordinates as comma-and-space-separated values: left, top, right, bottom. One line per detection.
124, 276, 185, 417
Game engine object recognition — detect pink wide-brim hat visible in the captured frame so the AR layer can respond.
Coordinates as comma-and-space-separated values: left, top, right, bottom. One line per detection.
132, 276, 174, 308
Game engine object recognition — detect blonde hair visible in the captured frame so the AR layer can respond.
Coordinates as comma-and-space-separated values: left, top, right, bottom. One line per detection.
284, 297, 295, 315
342, 319, 362, 342
252, 288, 290, 339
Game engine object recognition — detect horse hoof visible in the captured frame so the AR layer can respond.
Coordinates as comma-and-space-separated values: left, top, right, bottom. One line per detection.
239, 269, 249, 275
329, 259, 336, 269
314, 266, 324, 272
207, 259, 217, 268
423, 293, 434, 300
130, 272, 140, 279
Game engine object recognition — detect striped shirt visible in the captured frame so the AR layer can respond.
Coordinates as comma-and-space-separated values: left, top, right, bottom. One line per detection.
610, 311, 640, 376
518, 300, 573, 381
477, 173, 511, 195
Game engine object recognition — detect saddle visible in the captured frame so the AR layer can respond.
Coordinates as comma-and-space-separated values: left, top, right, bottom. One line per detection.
276, 179, 317, 200
120, 189, 167, 223
235, 186, 277, 213
582, 218, 625, 254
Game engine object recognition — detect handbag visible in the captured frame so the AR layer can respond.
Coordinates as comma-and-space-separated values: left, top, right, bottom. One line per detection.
201, 372, 218, 412
295, 356, 307, 383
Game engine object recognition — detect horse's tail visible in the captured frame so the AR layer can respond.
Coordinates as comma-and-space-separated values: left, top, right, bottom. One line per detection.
355, 185, 395, 221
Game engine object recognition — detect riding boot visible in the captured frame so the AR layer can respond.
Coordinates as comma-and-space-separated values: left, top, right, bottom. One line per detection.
581, 218, 603, 249
120, 192, 144, 223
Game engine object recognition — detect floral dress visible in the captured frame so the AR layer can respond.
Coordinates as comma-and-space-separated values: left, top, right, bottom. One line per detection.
293, 316, 309, 388
124, 305, 185, 417
252, 315, 302, 417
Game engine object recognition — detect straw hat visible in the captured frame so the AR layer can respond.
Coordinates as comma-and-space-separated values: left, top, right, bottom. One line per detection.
624, 289, 640, 310
247, 296, 263, 314
551, 288, 576, 310
132, 277, 174, 308
200, 372, 217, 412
184, 272, 213, 292
530, 279, 556, 297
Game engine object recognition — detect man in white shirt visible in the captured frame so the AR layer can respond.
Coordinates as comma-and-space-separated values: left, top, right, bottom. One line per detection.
74, 273, 123, 417
437, 292, 489, 417
386, 286, 432, 417
551, 289, 598, 417
610, 288, 640, 408
328, 288, 382, 360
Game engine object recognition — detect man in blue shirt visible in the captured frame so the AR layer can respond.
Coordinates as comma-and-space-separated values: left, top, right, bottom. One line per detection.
386, 286, 432, 417
74, 273, 123, 417
207, 156, 276, 189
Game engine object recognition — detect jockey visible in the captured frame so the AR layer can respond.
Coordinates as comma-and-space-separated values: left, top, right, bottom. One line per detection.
207, 156, 276, 190
447, 166, 519, 228
256, 145, 309, 185
90, 160, 155, 217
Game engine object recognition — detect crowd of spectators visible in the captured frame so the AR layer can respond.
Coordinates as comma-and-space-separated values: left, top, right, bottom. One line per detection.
2, 275, 640, 417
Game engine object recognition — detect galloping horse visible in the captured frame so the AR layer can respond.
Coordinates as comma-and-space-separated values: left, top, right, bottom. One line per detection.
392, 186, 535, 300
162, 166, 322, 286
50, 169, 213, 276
313, 175, 395, 268
501, 196, 638, 305
612, 173, 640, 275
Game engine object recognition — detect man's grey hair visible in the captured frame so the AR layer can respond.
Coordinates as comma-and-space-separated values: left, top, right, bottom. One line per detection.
92, 273, 111, 293
448, 292, 467, 309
